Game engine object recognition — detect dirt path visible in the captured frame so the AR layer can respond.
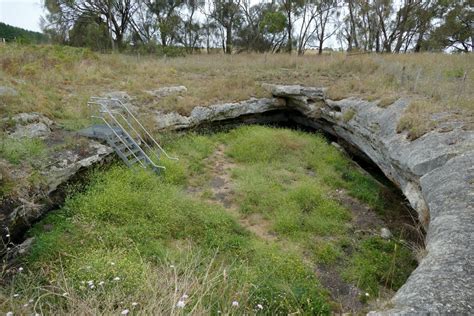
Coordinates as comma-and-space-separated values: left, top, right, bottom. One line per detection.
204, 145, 277, 242
186, 145, 397, 313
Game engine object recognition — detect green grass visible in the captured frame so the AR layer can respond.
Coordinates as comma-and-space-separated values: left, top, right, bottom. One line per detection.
1, 126, 417, 314
0, 136, 46, 164
343, 237, 417, 297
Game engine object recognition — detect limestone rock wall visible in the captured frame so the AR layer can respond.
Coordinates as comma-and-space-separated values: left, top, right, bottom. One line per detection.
153, 85, 473, 314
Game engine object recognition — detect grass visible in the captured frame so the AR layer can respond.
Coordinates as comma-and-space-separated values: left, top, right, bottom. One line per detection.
1, 126, 418, 314
343, 237, 416, 297
0, 136, 46, 164
0, 44, 472, 138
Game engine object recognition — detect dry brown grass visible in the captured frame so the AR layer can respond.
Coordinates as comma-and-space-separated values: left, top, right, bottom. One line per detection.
0, 44, 472, 137
1, 246, 252, 315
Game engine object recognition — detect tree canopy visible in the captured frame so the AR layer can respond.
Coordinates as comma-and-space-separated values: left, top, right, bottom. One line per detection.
41, 0, 473, 54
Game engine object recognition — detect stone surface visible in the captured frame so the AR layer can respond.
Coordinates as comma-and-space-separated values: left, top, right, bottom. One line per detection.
4, 112, 54, 139
380, 228, 392, 239
0, 86, 18, 96
155, 97, 286, 130
153, 84, 473, 315
9, 122, 51, 139
0, 137, 113, 241
146, 86, 187, 98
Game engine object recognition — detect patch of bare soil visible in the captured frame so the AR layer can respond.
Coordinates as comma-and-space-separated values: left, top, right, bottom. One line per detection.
203, 145, 277, 242
187, 147, 409, 314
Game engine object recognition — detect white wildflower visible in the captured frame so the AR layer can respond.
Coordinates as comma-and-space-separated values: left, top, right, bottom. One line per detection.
232, 301, 239, 307
6, 312, 13, 316
99, 281, 105, 286
365, 292, 370, 297
121, 309, 129, 315
113, 277, 121, 281
110, 262, 115, 266
176, 300, 186, 308
89, 285, 95, 289
62, 292, 69, 297
13, 294, 19, 298
29, 299, 34, 303
257, 304, 263, 310
23, 303, 29, 307
5, 234, 10, 238
87, 280, 94, 285
18, 267, 24, 272
170, 265, 175, 268
131, 302, 138, 307
181, 294, 189, 299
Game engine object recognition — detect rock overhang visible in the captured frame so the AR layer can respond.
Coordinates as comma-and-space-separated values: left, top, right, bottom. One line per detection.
151, 84, 473, 314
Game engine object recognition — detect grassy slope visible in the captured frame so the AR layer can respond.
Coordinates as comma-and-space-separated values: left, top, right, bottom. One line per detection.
0, 44, 472, 138
1, 126, 416, 314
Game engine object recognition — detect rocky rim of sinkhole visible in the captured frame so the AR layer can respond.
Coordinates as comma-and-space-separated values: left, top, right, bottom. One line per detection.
1, 84, 472, 315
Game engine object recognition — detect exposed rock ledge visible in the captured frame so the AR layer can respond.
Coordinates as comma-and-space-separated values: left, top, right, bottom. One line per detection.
153, 85, 473, 315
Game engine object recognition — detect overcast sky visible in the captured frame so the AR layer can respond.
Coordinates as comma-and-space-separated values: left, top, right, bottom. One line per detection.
0, 0, 44, 32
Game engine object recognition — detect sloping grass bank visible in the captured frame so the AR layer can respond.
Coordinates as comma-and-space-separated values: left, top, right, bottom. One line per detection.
0, 44, 472, 138
1, 126, 417, 314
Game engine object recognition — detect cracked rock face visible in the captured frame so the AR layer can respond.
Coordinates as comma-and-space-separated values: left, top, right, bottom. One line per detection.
1, 133, 113, 241
4, 112, 54, 139
154, 84, 473, 314
154, 97, 286, 130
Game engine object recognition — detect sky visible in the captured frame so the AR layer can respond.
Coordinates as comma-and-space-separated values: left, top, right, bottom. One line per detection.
0, 0, 44, 32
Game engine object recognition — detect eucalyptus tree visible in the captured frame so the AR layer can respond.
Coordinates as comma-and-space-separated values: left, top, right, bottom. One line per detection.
234, 1, 287, 52
211, 0, 242, 54
427, 0, 473, 52
43, 0, 138, 49
277, 0, 304, 53
180, 0, 206, 51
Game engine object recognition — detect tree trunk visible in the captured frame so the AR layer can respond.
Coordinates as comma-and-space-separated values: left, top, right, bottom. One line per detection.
375, 30, 380, 52
318, 24, 325, 55
226, 23, 232, 54
286, 3, 292, 53
108, 0, 115, 51
348, 1, 358, 49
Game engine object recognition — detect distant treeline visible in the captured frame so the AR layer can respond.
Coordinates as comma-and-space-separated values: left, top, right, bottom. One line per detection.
0, 22, 48, 44
43, 0, 473, 55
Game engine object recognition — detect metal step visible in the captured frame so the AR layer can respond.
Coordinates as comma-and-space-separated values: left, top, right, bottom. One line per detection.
125, 147, 142, 158
129, 155, 147, 165
84, 97, 177, 173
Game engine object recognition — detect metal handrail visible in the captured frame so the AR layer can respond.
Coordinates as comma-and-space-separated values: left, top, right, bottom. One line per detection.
88, 101, 166, 171
90, 97, 178, 161
112, 111, 162, 165
90, 115, 147, 169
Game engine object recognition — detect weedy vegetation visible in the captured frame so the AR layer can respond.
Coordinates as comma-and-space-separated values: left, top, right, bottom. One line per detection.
1, 126, 418, 314
0, 44, 472, 139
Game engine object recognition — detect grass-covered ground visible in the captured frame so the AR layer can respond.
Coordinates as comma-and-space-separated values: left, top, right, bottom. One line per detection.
0, 44, 472, 139
1, 126, 418, 315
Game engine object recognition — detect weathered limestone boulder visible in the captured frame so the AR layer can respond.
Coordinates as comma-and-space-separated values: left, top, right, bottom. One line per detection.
1, 138, 113, 241
155, 97, 285, 130
0, 86, 18, 96
145, 86, 187, 98
4, 112, 54, 139
265, 84, 473, 315
153, 84, 473, 314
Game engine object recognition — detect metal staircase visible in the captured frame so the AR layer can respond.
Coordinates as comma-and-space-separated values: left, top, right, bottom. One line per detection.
82, 97, 178, 173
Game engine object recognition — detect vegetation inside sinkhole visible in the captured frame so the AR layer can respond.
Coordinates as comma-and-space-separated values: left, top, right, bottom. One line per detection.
0, 126, 418, 314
